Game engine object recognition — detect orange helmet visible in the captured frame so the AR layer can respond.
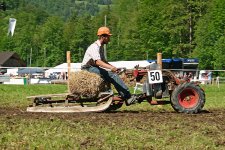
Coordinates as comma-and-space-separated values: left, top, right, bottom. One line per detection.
97, 27, 112, 36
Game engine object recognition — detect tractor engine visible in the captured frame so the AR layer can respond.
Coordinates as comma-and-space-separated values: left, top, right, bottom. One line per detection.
132, 63, 178, 99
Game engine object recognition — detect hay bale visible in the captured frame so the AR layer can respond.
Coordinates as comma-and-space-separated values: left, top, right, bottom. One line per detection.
68, 70, 108, 98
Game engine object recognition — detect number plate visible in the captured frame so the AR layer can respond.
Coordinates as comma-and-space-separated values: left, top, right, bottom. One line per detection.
148, 70, 163, 84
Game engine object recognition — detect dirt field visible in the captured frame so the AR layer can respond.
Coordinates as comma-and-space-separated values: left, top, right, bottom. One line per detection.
1, 106, 224, 130
1, 106, 225, 149
0, 108, 225, 134
1, 84, 225, 149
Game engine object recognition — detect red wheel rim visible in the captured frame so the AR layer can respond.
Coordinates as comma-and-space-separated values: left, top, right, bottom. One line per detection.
178, 88, 199, 109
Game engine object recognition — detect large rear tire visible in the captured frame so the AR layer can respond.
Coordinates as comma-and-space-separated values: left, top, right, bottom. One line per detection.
171, 82, 205, 114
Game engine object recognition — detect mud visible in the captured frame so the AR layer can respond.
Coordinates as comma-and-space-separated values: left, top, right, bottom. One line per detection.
1, 107, 225, 149
0, 107, 225, 126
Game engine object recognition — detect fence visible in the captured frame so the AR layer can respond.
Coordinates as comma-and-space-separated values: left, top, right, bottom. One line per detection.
0, 66, 79, 85
1, 66, 225, 86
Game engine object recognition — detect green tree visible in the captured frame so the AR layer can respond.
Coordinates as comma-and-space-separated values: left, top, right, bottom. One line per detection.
109, 0, 143, 61
0, 4, 49, 65
38, 16, 65, 67
63, 14, 95, 63
193, 0, 225, 69
138, 0, 208, 59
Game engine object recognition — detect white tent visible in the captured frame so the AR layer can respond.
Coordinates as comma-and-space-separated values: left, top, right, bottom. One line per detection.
6, 68, 18, 76
110, 60, 152, 69
45, 60, 152, 76
45, 63, 82, 76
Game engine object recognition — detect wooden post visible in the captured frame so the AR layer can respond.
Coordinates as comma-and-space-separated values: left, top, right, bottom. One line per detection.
157, 52, 162, 69
67, 51, 71, 93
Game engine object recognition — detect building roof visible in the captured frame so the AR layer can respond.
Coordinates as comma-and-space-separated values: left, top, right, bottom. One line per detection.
0, 52, 14, 65
0, 51, 26, 67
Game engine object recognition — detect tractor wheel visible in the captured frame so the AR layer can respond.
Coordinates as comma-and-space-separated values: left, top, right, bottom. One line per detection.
171, 82, 205, 114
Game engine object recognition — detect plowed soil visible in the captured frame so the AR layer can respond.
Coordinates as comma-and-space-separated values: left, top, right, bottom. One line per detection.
0, 107, 224, 126
1, 107, 225, 149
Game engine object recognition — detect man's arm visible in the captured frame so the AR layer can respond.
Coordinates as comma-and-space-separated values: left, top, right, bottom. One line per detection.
95, 59, 117, 72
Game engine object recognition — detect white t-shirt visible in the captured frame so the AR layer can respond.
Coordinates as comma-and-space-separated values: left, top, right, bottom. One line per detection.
81, 40, 106, 67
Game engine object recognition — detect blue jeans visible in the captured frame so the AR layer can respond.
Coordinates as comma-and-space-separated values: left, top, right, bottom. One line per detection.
84, 66, 131, 99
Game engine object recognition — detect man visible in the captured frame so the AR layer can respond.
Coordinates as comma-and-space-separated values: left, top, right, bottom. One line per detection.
81, 26, 136, 105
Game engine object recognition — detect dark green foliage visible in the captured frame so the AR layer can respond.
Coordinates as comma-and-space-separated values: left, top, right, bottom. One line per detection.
0, 0, 224, 70
21, 0, 100, 19
193, 0, 225, 69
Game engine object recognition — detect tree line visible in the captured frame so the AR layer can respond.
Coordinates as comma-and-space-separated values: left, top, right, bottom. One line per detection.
0, 0, 224, 70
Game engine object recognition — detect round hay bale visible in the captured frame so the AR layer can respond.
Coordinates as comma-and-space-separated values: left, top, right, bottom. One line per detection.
68, 70, 108, 98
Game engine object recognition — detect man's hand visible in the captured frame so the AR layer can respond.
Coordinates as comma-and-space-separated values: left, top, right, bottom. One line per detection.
111, 67, 117, 72
95, 60, 118, 72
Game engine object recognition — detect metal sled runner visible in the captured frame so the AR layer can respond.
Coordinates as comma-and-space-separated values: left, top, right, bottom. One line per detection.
27, 91, 114, 113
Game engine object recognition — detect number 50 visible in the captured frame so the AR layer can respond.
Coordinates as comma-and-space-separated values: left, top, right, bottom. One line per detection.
148, 70, 163, 84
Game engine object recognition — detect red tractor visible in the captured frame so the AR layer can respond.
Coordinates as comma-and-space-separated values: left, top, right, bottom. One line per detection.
27, 63, 205, 114
120, 64, 205, 113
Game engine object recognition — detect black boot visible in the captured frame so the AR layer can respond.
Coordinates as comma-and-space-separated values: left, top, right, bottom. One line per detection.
125, 95, 137, 106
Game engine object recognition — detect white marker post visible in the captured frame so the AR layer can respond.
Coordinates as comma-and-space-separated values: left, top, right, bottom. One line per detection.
8, 18, 17, 36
